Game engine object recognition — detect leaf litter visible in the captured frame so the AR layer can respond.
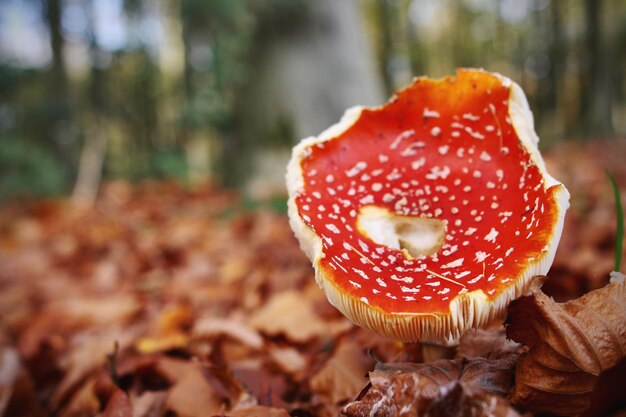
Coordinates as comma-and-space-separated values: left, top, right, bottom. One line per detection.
0, 141, 624, 417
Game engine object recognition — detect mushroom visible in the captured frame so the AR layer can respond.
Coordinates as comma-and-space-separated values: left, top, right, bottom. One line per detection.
286, 69, 569, 346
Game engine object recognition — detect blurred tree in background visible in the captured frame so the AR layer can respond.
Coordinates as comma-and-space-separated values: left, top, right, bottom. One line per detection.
0, 0, 624, 201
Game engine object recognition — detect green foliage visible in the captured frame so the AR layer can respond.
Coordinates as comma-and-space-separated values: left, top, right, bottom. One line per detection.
152, 150, 189, 182
606, 170, 624, 271
0, 136, 67, 200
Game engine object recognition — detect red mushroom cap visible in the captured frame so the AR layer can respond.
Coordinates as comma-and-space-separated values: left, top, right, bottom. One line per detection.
286, 69, 569, 345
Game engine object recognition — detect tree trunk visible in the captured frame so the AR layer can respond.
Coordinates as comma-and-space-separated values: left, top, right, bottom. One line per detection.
233, 0, 385, 194
71, 0, 108, 205
44, 0, 76, 172
580, 0, 614, 137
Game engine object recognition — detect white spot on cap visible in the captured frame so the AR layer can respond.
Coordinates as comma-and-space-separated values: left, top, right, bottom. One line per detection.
438, 145, 449, 155
464, 228, 477, 236
425, 166, 451, 180
372, 183, 383, 192
383, 193, 394, 203
390, 130, 416, 149
360, 297, 369, 304
484, 227, 499, 242
411, 157, 426, 170
467, 275, 482, 284
325, 224, 341, 234
379, 154, 389, 163
442, 258, 464, 269
480, 151, 492, 161
360, 195, 374, 205
401, 142, 426, 157
326, 175, 334, 183
346, 161, 367, 177
431, 127, 442, 137
475, 251, 489, 262
463, 113, 480, 121
423, 108, 440, 118
353, 268, 370, 280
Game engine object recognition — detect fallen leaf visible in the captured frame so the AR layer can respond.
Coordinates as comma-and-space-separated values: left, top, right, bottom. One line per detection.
506, 275, 626, 415
193, 316, 263, 350
249, 291, 349, 343
342, 355, 519, 417
0, 342, 44, 417
310, 340, 373, 404
232, 366, 288, 409
418, 381, 522, 417
268, 345, 308, 375
57, 379, 101, 417
156, 358, 254, 416
102, 387, 133, 417
162, 361, 230, 417
226, 405, 290, 417
456, 328, 524, 360
129, 391, 167, 417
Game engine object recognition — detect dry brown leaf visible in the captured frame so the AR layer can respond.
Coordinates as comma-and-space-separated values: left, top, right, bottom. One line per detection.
343, 355, 519, 417
193, 316, 263, 350
249, 291, 350, 343
310, 340, 373, 405
57, 379, 101, 417
456, 328, 524, 360
0, 342, 44, 417
506, 275, 626, 416
418, 381, 522, 417
130, 391, 167, 417
268, 345, 307, 375
227, 405, 290, 417
102, 387, 133, 417
162, 362, 231, 417
157, 358, 255, 417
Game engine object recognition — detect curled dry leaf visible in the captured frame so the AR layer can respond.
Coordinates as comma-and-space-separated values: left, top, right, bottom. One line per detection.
506, 276, 626, 416
310, 340, 373, 405
342, 355, 519, 417
101, 387, 132, 417
420, 381, 522, 417
192, 316, 264, 350
249, 291, 351, 343
456, 328, 524, 360
226, 405, 291, 417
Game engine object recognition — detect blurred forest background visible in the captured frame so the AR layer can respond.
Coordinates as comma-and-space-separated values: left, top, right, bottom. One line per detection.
1, 0, 625, 202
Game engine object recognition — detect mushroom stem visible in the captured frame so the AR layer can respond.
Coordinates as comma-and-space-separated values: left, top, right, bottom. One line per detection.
421, 343, 456, 362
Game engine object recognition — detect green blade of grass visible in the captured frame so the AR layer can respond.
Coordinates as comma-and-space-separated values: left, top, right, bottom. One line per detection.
606, 170, 624, 272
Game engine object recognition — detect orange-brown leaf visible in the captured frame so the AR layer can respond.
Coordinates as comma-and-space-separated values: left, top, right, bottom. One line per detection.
506, 276, 626, 415
342, 355, 519, 417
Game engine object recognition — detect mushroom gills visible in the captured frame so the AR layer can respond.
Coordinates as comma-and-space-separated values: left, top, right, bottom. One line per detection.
356, 206, 445, 259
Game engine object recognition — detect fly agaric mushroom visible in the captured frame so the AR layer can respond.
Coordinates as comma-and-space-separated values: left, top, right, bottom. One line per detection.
286, 69, 569, 345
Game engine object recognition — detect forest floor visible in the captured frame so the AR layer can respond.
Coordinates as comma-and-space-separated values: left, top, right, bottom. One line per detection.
0, 139, 625, 417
